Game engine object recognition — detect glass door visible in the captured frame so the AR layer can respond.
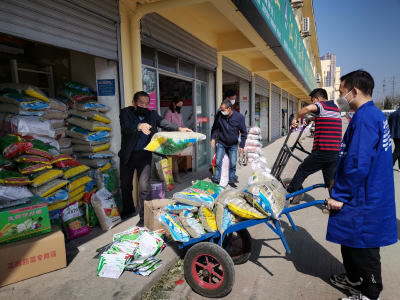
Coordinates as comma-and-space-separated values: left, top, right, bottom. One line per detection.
195, 81, 210, 169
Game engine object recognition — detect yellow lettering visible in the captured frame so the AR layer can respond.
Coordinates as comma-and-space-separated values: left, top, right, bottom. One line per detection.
275, 0, 281, 10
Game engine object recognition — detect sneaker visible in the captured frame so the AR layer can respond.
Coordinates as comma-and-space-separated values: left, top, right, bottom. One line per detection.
212, 178, 220, 184
136, 219, 144, 227
340, 291, 380, 300
173, 173, 182, 184
330, 273, 361, 294
228, 182, 237, 188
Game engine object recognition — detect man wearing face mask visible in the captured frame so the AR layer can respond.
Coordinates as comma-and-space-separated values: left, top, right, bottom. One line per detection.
119, 91, 192, 226
287, 88, 342, 204
211, 100, 247, 188
327, 70, 396, 300
217, 89, 237, 112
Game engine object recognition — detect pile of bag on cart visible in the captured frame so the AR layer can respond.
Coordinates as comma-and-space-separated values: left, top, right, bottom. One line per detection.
156, 166, 287, 243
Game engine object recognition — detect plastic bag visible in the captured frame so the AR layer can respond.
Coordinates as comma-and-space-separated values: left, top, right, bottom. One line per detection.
157, 212, 190, 242
0, 104, 45, 116
198, 206, 217, 232
0, 134, 33, 159
60, 147, 73, 155
0, 93, 49, 110
25, 139, 54, 159
0, 170, 32, 185
244, 146, 262, 154
227, 194, 266, 219
91, 188, 121, 230
163, 202, 198, 213
72, 143, 110, 153
182, 180, 224, 199
173, 192, 214, 209
247, 134, 262, 140
43, 189, 69, 204
0, 83, 49, 102
14, 155, 51, 164
48, 98, 68, 112
65, 126, 110, 141
57, 96, 73, 108
58, 87, 96, 103
17, 162, 52, 175
76, 158, 112, 168
212, 153, 229, 187
42, 109, 69, 119
58, 138, 71, 149
29, 179, 68, 197
67, 175, 92, 192
245, 140, 261, 147
72, 101, 110, 112
155, 158, 175, 191
179, 210, 205, 238
49, 119, 65, 129
61, 165, 89, 179
0, 185, 33, 201
64, 82, 93, 94
25, 134, 60, 150
76, 150, 114, 159
67, 117, 112, 132
3, 116, 53, 137
94, 167, 118, 194
246, 127, 261, 135
27, 168, 63, 188
145, 132, 205, 155
215, 188, 238, 207
69, 137, 110, 146
61, 201, 91, 240
69, 109, 111, 124
216, 203, 235, 235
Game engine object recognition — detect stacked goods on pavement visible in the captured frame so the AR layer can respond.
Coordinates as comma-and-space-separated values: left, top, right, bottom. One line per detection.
245, 126, 263, 162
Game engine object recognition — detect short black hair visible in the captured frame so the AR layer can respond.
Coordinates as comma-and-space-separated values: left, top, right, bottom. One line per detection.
224, 89, 236, 99
340, 70, 374, 97
221, 100, 232, 109
133, 91, 150, 103
309, 88, 328, 100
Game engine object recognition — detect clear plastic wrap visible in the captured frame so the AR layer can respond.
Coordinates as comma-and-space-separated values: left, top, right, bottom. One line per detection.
75, 150, 114, 159
247, 134, 262, 140
244, 146, 263, 154
72, 143, 110, 153
245, 140, 262, 147
145, 132, 205, 155
42, 109, 69, 119
72, 101, 110, 112
67, 117, 112, 132
69, 109, 111, 124
246, 127, 261, 135
65, 126, 110, 141
179, 210, 205, 238
0, 83, 49, 102
0, 104, 45, 116
227, 194, 266, 219
48, 98, 68, 112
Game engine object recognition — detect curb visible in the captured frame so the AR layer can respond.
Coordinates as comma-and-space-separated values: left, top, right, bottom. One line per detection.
164, 281, 192, 300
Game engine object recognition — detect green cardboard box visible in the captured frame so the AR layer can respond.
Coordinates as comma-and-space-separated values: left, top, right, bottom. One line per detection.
0, 196, 51, 244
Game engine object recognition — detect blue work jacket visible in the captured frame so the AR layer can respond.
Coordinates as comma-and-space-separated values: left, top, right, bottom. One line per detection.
327, 101, 397, 248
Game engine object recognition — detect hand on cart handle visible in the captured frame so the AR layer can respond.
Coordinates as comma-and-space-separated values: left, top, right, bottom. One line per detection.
290, 119, 299, 129
327, 198, 344, 210
303, 116, 315, 126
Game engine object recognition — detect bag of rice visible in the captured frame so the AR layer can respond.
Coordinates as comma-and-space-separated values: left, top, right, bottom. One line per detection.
179, 210, 205, 238
70, 191, 86, 202
7, 115, 53, 136
244, 181, 286, 219
57, 96, 73, 108
65, 126, 110, 141
61, 165, 89, 179
61, 201, 91, 240
42, 109, 69, 119
58, 87, 96, 103
157, 212, 190, 242
25, 134, 60, 150
0, 155, 12, 167
14, 155, 51, 164
173, 192, 214, 209
57, 138, 71, 149
48, 98, 68, 112
43, 189, 69, 204
60, 147, 73, 155
17, 162, 52, 175
69, 137, 110, 146
0, 134, 34, 159
67, 117, 112, 132
155, 158, 175, 191
0, 83, 49, 102
75, 150, 114, 159
67, 174, 92, 192
72, 143, 110, 153
247, 127, 261, 135
76, 158, 112, 168
49, 119, 65, 129
215, 202, 236, 235
69, 185, 85, 199
163, 202, 198, 213
72, 101, 110, 112
28, 169, 63, 188
29, 179, 68, 197
183, 180, 225, 199
227, 194, 266, 219
198, 206, 217, 232
51, 154, 72, 164
24, 139, 54, 159
0, 185, 33, 201
48, 201, 69, 212
0, 93, 49, 110
69, 109, 111, 124
0, 170, 31, 185
91, 188, 121, 230
145, 132, 205, 156
215, 188, 237, 207
0, 104, 45, 116
64, 82, 93, 94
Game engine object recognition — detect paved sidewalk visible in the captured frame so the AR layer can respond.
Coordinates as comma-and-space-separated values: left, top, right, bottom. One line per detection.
189, 126, 400, 300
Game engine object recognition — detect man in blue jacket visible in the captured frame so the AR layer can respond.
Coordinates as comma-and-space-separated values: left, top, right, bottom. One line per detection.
328, 70, 397, 300
211, 100, 247, 188
388, 106, 400, 170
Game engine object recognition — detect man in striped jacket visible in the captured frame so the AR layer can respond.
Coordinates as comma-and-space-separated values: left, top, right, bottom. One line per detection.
287, 88, 342, 204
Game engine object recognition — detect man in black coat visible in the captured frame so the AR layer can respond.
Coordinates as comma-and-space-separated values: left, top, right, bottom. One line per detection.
118, 91, 192, 225
389, 105, 400, 170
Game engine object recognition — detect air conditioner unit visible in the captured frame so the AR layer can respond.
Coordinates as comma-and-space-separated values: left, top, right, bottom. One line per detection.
316, 73, 322, 83
302, 17, 310, 35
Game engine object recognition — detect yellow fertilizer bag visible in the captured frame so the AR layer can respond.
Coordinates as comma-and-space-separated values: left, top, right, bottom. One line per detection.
227, 195, 266, 220
145, 132, 205, 155
28, 169, 63, 188
155, 158, 175, 191
198, 205, 217, 232
70, 191, 85, 202
0, 83, 49, 103
69, 185, 86, 198
48, 200, 69, 212
29, 179, 68, 198
67, 175, 92, 192
62, 165, 89, 179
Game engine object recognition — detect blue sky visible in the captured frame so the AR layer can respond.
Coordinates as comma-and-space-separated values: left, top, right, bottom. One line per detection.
313, 0, 400, 102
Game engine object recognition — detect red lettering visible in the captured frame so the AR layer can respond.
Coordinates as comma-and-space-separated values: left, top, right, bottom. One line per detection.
37, 254, 43, 261
22, 258, 29, 265
36, 209, 42, 214
8, 216, 14, 221
51, 251, 56, 258
44, 253, 49, 259
22, 213, 28, 218
29, 211, 35, 216
15, 214, 21, 219
15, 260, 21, 267
30, 256, 36, 263
7, 262, 14, 269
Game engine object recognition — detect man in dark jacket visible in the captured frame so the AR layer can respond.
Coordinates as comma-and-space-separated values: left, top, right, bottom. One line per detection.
119, 91, 192, 225
388, 106, 400, 170
211, 100, 247, 188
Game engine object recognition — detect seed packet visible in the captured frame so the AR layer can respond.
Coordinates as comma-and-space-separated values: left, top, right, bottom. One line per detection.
61, 201, 91, 240
133, 262, 163, 276
163, 202, 198, 213
157, 212, 190, 242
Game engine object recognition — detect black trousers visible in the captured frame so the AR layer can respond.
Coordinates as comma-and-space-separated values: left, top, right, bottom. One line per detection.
393, 138, 400, 168
341, 245, 382, 299
287, 149, 339, 193
120, 151, 152, 220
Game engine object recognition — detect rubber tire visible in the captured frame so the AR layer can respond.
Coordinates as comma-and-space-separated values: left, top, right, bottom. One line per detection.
282, 177, 304, 203
184, 242, 235, 298
226, 229, 252, 265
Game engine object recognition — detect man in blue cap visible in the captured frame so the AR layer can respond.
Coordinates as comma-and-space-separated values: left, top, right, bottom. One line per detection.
328, 70, 397, 300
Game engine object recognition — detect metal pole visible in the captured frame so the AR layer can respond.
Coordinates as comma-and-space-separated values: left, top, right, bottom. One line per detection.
383, 77, 386, 109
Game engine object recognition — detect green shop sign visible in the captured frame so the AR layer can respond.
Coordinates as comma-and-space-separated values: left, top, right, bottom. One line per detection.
253, 0, 317, 90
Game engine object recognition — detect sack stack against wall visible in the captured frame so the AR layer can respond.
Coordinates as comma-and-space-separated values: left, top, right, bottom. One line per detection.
245, 127, 263, 162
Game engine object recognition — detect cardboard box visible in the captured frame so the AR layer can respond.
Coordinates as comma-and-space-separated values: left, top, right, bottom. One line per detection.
0, 225, 66, 287
0, 196, 51, 244
144, 199, 174, 231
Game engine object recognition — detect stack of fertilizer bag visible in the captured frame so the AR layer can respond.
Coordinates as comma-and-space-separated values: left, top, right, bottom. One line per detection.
93, 206, 173, 278
244, 127, 263, 163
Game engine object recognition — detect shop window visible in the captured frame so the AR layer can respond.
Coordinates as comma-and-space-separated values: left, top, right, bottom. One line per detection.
141, 44, 155, 67
196, 66, 208, 82
158, 51, 177, 73
179, 59, 194, 78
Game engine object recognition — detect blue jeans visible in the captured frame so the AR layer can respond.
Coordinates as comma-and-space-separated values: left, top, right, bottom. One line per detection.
214, 143, 238, 183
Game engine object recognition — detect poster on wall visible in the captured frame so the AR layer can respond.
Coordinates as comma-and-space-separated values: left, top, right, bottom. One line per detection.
142, 67, 157, 111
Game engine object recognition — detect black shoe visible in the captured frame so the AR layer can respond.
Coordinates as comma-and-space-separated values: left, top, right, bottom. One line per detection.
136, 220, 144, 227
209, 167, 213, 175
121, 210, 138, 220
211, 178, 220, 184
228, 182, 237, 188
330, 273, 361, 295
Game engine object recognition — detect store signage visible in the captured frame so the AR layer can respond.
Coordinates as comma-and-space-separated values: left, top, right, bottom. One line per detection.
252, 0, 317, 91
243, 97, 248, 101
197, 117, 209, 123
97, 79, 115, 96
142, 67, 157, 111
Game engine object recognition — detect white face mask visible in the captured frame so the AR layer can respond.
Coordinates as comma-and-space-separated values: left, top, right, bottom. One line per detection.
230, 100, 235, 105
221, 110, 229, 116
336, 89, 354, 112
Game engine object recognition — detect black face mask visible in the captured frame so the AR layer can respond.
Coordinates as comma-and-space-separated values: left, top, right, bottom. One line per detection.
175, 106, 182, 113
136, 106, 148, 117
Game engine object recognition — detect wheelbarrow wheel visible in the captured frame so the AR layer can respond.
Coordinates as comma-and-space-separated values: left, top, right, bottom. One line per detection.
282, 178, 304, 204
184, 242, 235, 298
224, 229, 252, 265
